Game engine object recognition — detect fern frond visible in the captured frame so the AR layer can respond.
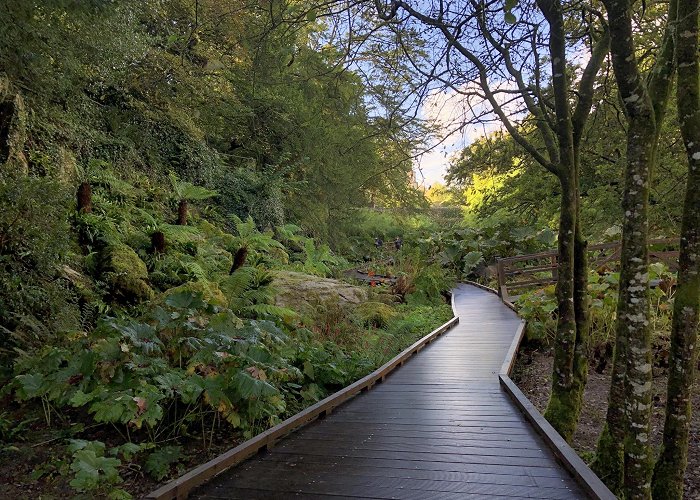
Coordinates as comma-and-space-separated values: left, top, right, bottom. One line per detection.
243, 304, 298, 323
220, 267, 256, 298
160, 223, 202, 244
182, 261, 208, 281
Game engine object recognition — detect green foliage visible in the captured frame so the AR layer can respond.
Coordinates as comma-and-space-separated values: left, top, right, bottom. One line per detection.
144, 445, 183, 481
0, 175, 79, 370
13, 293, 292, 438
0, 3, 466, 498
447, 112, 686, 240
0, 411, 35, 442
169, 172, 218, 202
353, 301, 397, 328
516, 264, 676, 345
67, 440, 127, 497
230, 215, 288, 266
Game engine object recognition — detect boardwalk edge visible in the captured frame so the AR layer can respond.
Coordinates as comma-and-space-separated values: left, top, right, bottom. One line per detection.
487, 279, 616, 500
499, 375, 616, 500
145, 315, 460, 500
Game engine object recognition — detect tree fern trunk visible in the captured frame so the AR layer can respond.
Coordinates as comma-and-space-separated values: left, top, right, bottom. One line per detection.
177, 199, 188, 225
151, 231, 166, 254
77, 181, 92, 213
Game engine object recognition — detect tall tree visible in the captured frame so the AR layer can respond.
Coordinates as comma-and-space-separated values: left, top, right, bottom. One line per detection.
370, 0, 608, 440
651, 0, 700, 497
593, 0, 677, 496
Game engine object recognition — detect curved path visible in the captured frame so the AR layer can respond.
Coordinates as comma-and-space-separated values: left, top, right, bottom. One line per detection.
192, 284, 586, 499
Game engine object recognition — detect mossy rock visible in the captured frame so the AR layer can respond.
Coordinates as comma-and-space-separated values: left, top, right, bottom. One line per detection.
273, 271, 367, 315
100, 244, 149, 279
353, 301, 397, 328
107, 273, 155, 303
99, 244, 153, 303
164, 280, 228, 308
124, 231, 152, 254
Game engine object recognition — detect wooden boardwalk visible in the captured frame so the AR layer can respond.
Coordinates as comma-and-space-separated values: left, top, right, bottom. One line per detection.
192, 283, 587, 499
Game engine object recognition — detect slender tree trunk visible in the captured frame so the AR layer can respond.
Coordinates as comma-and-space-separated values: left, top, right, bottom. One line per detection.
620, 114, 656, 500
544, 173, 581, 440
595, 1, 677, 496
597, 2, 663, 497
652, 1, 700, 497
537, 0, 587, 441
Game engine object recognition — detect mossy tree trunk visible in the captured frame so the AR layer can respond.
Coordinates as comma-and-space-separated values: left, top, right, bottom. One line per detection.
537, 0, 602, 441
651, 1, 700, 497
595, 0, 676, 496
544, 172, 582, 440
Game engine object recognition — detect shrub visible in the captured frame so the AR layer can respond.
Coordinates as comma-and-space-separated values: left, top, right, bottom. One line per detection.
515, 264, 676, 348
353, 301, 397, 328
0, 175, 79, 372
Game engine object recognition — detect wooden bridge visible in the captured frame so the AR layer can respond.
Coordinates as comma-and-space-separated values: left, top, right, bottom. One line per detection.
149, 284, 614, 499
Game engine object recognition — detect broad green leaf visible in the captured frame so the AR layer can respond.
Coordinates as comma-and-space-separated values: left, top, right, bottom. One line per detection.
67, 439, 106, 456
70, 390, 94, 407
69, 449, 121, 492
111, 442, 142, 461
90, 398, 128, 423
165, 290, 203, 310
144, 446, 182, 481
15, 373, 45, 399
303, 360, 315, 380
232, 370, 278, 399
462, 251, 484, 274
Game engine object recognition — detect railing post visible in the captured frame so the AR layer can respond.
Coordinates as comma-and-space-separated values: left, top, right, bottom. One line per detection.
496, 258, 507, 300
551, 254, 558, 281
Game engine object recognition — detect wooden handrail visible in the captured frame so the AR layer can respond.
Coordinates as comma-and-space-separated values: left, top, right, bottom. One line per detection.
496, 238, 679, 301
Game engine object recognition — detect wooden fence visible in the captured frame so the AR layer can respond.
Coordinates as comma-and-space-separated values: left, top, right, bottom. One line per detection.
496, 238, 679, 302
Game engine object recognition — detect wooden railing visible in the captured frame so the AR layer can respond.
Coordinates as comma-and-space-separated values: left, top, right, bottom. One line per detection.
496, 238, 679, 302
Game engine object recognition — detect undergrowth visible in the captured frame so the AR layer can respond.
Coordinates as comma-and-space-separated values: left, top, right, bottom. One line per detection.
0, 168, 453, 498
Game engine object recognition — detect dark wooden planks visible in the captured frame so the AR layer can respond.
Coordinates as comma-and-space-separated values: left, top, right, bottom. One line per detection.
185, 284, 589, 499
232, 458, 574, 488
256, 453, 574, 479
201, 473, 580, 499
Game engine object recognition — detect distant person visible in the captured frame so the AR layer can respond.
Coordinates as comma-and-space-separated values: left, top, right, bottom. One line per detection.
394, 236, 403, 251
375, 236, 383, 249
